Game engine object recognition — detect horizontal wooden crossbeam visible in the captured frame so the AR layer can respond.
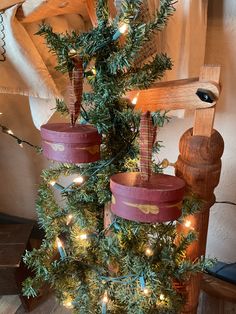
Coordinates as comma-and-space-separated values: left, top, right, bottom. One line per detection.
125, 77, 220, 111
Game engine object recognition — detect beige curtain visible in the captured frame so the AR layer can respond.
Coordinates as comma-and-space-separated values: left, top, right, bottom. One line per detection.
0, 2, 86, 128
0, 0, 208, 128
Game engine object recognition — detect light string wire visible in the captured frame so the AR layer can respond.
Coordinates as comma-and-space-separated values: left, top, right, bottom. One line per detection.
0, 123, 42, 152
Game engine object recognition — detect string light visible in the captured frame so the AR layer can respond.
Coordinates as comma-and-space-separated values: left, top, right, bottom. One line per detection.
56, 237, 67, 259
0, 112, 3, 115
184, 220, 192, 228
73, 175, 84, 184
143, 288, 150, 295
145, 247, 154, 257
63, 296, 74, 309
119, 23, 128, 34
91, 67, 96, 75
49, 180, 65, 191
18, 140, 23, 148
131, 93, 139, 105
160, 294, 165, 301
78, 233, 88, 240
1, 123, 42, 152
102, 290, 108, 303
112, 22, 129, 40
101, 290, 108, 314
66, 214, 73, 225
64, 301, 73, 309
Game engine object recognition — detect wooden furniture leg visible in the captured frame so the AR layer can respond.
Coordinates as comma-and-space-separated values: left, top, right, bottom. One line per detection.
175, 66, 224, 313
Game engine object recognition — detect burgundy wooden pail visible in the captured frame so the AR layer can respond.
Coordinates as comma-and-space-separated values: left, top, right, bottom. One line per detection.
110, 172, 185, 223
41, 123, 101, 163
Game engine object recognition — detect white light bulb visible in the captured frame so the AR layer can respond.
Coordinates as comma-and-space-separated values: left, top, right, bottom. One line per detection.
145, 247, 154, 257
49, 180, 56, 186
56, 237, 63, 248
63, 298, 73, 309
64, 301, 72, 308
119, 23, 128, 34
91, 68, 96, 75
160, 294, 165, 301
7, 129, 13, 135
131, 92, 139, 105
73, 176, 84, 184
0, 112, 3, 115
79, 234, 88, 240
143, 288, 149, 295
66, 214, 73, 225
19, 143, 23, 148
102, 291, 108, 303
184, 220, 191, 228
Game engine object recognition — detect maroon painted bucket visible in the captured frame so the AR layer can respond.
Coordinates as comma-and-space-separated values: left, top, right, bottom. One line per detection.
110, 172, 185, 223
41, 123, 101, 163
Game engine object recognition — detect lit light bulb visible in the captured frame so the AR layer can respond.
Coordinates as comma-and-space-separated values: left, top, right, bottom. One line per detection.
63, 297, 73, 309
7, 129, 13, 135
143, 288, 149, 295
73, 176, 84, 184
56, 237, 63, 248
66, 214, 73, 225
131, 92, 139, 105
119, 23, 128, 34
0, 112, 3, 115
112, 22, 129, 40
19, 142, 23, 148
68, 49, 77, 56
102, 291, 108, 303
184, 220, 191, 228
56, 237, 66, 259
91, 67, 96, 75
160, 294, 165, 301
49, 180, 56, 186
145, 247, 154, 257
79, 234, 88, 240
64, 301, 72, 308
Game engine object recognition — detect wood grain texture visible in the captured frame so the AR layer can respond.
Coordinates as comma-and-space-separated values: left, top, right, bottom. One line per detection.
0, 224, 33, 267
201, 274, 236, 304
0, 295, 21, 314
193, 65, 221, 136
0, 0, 24, 11
125, 78, 220, 112
176, 128, 224, 314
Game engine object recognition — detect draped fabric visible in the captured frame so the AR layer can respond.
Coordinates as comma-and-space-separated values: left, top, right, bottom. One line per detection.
0, 0, 208, 128
0, 2, 86, 128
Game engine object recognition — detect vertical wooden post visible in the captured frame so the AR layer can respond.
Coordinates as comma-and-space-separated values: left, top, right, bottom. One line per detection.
175, 66, 224, 314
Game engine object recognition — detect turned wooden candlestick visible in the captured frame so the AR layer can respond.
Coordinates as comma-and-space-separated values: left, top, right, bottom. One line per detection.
176, 128, 224, 313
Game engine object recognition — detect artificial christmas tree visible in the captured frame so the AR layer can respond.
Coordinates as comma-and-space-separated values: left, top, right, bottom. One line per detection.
21, 1, 213, 313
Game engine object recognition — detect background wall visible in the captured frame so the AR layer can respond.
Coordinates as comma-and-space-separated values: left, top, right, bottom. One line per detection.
0, 0, 235, 262
159, 0, 236, 263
